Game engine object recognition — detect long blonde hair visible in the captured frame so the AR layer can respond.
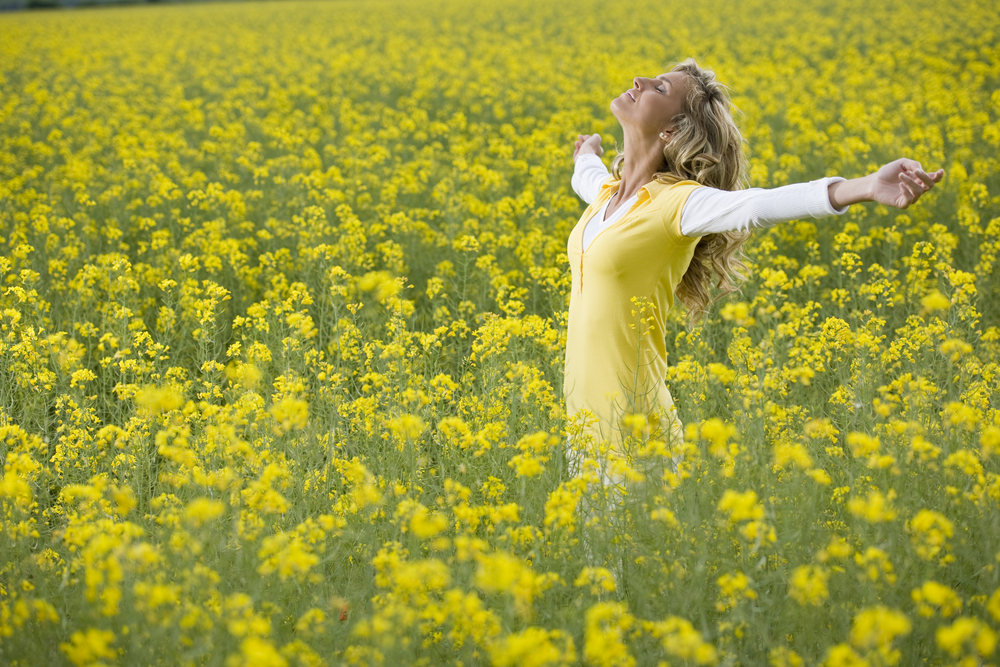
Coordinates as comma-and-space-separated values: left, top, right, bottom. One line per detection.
610, 58, 752, 329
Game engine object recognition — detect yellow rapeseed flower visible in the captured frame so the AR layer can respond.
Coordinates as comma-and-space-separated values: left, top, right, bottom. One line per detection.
919, 289, 951, 315
907, 509, 954, 562
789, 565, 830, 606
716, 571, 757, 611
847, 490, 897, 523
583, 602, 635, 667
574, 567, 617, 595
268, 397, 309, 435
60, 628, 116, 667
717, 490, 765, 523
849, 606, 911, 651
488, 627, 577, 667
183, 497, 226, 528
821, 643, 869, 667
911, 581, 962, 618
134, 385, 183, 413
643, 616, 717, 665
410, 505, 448, 539
935, 617, 997, 659
225, 636, 288, 667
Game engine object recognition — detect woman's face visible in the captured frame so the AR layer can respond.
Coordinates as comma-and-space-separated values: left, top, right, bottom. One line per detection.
611, 71, 690, 137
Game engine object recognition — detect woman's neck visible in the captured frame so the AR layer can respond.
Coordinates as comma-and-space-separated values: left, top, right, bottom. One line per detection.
614, 131, 666, 203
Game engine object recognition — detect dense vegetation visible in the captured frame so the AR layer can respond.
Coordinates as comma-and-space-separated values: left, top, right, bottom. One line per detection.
1, 0, 999, 664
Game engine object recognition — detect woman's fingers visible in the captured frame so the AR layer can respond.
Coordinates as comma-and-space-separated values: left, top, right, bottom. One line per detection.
911, 171, 934, 190
903, 163, 944, 183
573, 133, 595, 162
912, 168, 942, 188
900, 171, 923, 191
900, 172, 923, 201
874, 159, 944, 209
572, 133, 603, 161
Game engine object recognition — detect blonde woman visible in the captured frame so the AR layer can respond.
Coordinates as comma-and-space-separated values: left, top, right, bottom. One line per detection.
565, 58, 943, 479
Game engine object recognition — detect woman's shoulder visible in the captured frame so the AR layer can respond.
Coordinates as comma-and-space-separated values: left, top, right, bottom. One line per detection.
654, 176, 704, 188
644, 177, 705, 203
645, 178, 706, 242
588, 174, 617, 196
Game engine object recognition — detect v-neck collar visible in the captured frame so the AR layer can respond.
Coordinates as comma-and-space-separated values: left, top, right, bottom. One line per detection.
580, 176, 699, 238
599, 191, 639, 223
595, 180, 653, 208
579, 181, 648, 250
582, 193, 640, 255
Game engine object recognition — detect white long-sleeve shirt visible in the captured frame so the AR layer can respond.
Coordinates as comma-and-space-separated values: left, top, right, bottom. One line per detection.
571, 153, 849, 250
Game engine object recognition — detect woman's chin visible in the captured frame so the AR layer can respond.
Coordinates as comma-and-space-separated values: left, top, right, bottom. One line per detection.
610, 98, 631, 120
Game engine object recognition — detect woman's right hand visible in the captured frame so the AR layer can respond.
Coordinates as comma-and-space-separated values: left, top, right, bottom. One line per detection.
573, 134, 604, 162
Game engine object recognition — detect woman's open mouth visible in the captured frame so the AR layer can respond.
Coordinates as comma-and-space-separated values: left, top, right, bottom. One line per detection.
626, 91, 635, 101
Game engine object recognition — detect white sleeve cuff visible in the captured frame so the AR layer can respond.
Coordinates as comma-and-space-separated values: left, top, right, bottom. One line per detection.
809, 176, 850, 216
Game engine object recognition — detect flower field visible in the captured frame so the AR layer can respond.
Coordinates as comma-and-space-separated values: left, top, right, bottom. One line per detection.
1, 0, 999, 664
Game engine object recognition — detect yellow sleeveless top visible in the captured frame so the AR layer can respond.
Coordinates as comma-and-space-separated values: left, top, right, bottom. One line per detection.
564, 175, 704, 450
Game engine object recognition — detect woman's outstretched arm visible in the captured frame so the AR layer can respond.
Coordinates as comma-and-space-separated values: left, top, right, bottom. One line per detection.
571, 134, 607, 204
680, 158, 945, 237
680, 177, 849, 236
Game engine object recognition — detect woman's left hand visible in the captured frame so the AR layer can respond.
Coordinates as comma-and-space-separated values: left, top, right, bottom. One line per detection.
573, 134, 603, 162
870, 158, 944, 209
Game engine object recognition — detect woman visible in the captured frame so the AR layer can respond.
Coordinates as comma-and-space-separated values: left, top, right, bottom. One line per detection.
564, 57, 943, 466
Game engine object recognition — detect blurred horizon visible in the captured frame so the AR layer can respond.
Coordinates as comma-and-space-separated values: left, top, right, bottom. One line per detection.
1, 0, 261, 12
